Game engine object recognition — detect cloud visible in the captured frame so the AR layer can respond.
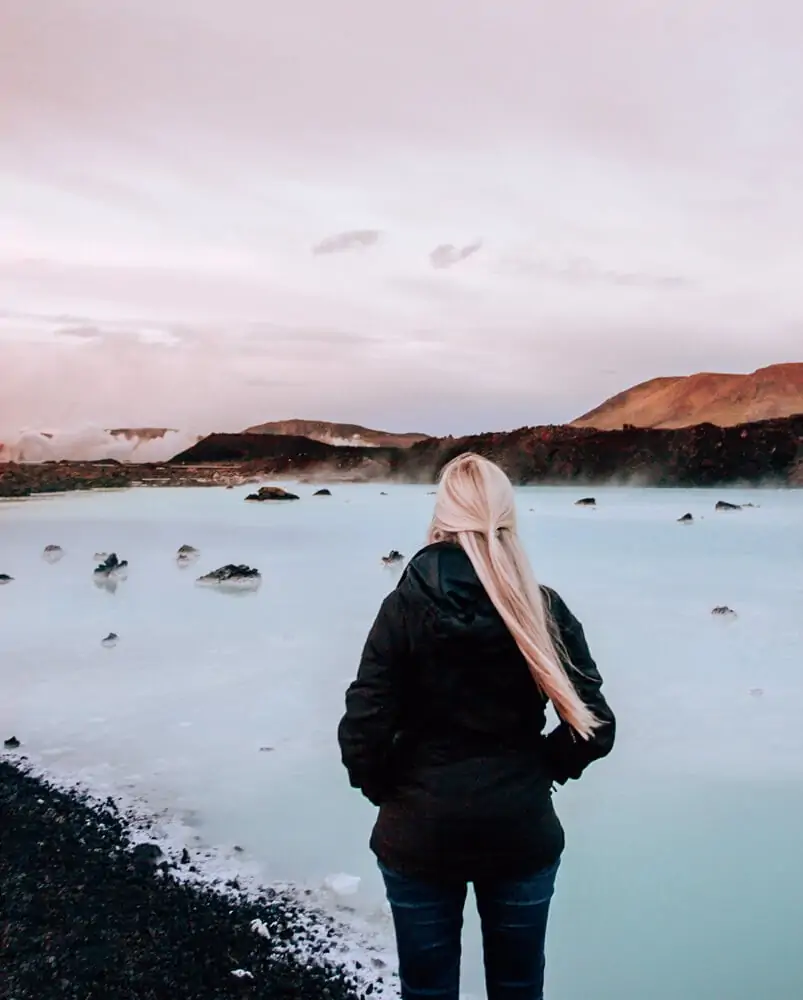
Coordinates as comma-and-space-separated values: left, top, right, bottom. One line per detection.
497, 255, 693, 290
54, 325, 104, 341
429, 241, 483, 270
312, 230, 382, 255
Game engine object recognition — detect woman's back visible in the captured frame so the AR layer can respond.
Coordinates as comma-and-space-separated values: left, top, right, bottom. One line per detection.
338, 540, 614, 881
390, 541, 550, 759
337, 452, 615, 1000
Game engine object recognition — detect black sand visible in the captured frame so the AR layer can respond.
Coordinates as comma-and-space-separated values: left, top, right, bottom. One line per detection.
0, 759, 378, 999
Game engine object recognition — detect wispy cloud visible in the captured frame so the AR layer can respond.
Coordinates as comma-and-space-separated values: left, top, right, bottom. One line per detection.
312, 230, 382, 255
497, 254, 693, 290
429, 241, 483, 270
54, 325, 104, 342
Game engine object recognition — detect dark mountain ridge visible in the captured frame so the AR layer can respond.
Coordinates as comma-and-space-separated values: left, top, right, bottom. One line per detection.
170, 414, 803, 487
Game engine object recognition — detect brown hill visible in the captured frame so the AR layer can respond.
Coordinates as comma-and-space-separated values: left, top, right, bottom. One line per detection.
242, 419, 428, 448
572, 363, 803, 430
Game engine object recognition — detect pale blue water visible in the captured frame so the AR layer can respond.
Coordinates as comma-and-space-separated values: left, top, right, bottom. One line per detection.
1, 484, 802, 998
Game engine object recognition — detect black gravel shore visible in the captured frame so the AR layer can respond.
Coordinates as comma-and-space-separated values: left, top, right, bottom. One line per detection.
0, 759, 379, 1000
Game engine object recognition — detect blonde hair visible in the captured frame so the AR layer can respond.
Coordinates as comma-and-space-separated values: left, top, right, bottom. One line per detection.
427, 452, 599, 739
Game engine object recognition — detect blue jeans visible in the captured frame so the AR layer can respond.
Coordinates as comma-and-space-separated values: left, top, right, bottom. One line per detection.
378, 858, 560, 1000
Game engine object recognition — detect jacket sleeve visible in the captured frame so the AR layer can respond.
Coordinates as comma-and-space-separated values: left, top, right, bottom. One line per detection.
337, 589, 409, 805
541, 589, 616, 785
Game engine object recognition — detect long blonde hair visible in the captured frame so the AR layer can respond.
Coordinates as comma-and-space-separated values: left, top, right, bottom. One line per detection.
427, 452, 599, 739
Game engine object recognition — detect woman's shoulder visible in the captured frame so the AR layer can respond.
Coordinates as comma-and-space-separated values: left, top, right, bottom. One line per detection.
402, 541, 475, 583
539, 584, 572, 620
406, 540, 464, 570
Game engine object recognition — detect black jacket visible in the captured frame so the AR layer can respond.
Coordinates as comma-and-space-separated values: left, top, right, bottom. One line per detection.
337, 542, 615, 880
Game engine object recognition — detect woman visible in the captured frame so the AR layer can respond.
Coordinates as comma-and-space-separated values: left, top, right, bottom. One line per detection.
338, 453, 615, 1000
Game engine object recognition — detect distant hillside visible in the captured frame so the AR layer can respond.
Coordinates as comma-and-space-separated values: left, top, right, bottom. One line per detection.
171, 415, 803, 487
170, 432, 394, 477
242, 418, 428, 448
573, 363, 803, 430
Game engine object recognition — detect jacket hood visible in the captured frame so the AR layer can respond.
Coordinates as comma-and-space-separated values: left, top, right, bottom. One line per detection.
400, 542, 501, 630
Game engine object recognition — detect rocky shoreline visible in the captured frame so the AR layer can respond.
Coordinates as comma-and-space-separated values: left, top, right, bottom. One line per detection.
0, 758, 377, 1000
0, 461, 255, 498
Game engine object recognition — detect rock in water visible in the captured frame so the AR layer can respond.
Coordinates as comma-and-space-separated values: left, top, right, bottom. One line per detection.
0, 574, 13, 585
43, 544, 64, 563
677, 513, 694, 523
93, 553, 128, 580
196, 564, 262, 591
244, 486, 300, 502
3, 736, 20, 749
575, 497, 597, 507
101, 632, 119, 648
176, 544, 200, 568
715, 500, 742, 511
313, 488, 332, 496
381, 550, 404, 566
711, 606, 737, 617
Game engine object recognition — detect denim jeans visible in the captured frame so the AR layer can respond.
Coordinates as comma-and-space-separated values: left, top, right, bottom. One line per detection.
378, 858, 560, 1000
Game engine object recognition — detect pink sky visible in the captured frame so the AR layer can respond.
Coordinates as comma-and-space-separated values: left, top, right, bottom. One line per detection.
2, 0, 802, 436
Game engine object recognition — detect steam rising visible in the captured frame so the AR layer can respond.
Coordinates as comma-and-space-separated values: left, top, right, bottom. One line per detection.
0, 427, 200, 464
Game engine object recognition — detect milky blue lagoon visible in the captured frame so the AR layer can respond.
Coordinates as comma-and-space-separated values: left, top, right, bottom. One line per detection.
2, 484, 802, 998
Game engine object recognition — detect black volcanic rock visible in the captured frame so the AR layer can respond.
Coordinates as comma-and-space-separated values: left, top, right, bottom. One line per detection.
196, 565, 262, 587
130, 842, 164, 870
575, 497, 597, 507
712, 606, 737, 617
0, 573, 13, 584
245, 486, 300, 502
94, 553, 128, 577
677, 513, 694, 523
4, 736, 20, 749
0, 761, 363, 1000
381, 550, 404, 565
715, 500, 742, 511
313, 489, 332, 496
